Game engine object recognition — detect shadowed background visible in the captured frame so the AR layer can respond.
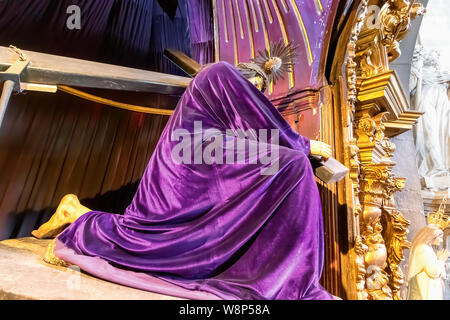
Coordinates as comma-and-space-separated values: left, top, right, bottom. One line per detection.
0, 0, 214, 240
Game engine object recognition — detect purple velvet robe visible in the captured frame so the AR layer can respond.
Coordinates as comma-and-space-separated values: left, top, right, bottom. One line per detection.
54, 61, 333, 300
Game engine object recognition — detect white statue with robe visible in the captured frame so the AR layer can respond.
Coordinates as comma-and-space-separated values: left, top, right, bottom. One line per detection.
410, 46, 450, 190
407, 222, 449, 300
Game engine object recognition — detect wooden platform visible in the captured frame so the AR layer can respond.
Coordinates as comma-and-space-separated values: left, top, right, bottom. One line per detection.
0, 237, 182, 300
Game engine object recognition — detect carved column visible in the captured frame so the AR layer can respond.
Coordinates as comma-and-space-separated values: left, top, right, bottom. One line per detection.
348, 0, 424, 300
354, 105, 410, 300
330, 0, 425, 299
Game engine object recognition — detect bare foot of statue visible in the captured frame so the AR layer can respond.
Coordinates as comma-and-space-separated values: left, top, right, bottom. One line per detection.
43, 239, 70, 267
31, 194, 91, 239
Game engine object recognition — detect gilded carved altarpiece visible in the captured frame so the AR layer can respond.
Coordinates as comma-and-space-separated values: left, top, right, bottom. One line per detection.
331, 0, 425, 300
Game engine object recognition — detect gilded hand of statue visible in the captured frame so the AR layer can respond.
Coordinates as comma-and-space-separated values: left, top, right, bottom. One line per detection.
437, 249, 449, 262
310, 140, 332, 161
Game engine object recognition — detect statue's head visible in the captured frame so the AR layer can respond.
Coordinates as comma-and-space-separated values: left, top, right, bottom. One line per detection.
236, 62, 269, 92
412, 224, 444, 247
236, 40, 297, 93
423, 49, 441, 69
432, 229, 444, 246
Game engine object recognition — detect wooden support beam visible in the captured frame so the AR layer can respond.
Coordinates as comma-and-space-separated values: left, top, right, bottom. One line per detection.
0, 46, 192, 95
0, 80, 14, 128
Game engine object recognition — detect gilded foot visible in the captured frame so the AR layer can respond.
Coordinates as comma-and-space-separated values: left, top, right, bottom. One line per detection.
43, 239, 70, 267
32, 194, 90, 239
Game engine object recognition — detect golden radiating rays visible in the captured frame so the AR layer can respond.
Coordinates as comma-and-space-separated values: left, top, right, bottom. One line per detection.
234, 0, 245, 39
255, 0, 273, 94
249, 0, 259, 32
270, 1, 287, 45
244, 0, 256, 58
220, 0, 317, 92
222, 0, 229, 43
314, 0, 323, 13
255, 0, 271, 50
213, 0, 220, 62
262, 0, 274, 24
271, 0, 294, 89
290, 0, 313, 65
280, 0, 289, 12
230, 0, 240, 66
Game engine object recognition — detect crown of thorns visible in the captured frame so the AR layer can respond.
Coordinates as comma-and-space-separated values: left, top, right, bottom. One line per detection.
237, 40, 298, 92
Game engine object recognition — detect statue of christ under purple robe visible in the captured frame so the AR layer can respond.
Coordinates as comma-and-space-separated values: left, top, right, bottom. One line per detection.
51, 61, 334, 300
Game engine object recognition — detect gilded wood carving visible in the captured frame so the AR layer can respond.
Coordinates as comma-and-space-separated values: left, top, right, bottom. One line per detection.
343, 0, 424, 300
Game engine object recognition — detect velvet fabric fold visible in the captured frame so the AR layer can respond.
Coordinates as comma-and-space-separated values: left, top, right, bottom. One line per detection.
55, 61, 333, 300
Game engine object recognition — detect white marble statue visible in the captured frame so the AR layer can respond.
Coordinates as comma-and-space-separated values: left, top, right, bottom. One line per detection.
410, 46, 450, 190
407, 224, 448, 300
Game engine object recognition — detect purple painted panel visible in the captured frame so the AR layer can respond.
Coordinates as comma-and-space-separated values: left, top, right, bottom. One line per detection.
215, 0, 338, 100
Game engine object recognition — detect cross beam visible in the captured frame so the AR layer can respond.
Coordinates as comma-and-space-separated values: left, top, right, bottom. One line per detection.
0, 45, 192, 129
0, 46, 192, 95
